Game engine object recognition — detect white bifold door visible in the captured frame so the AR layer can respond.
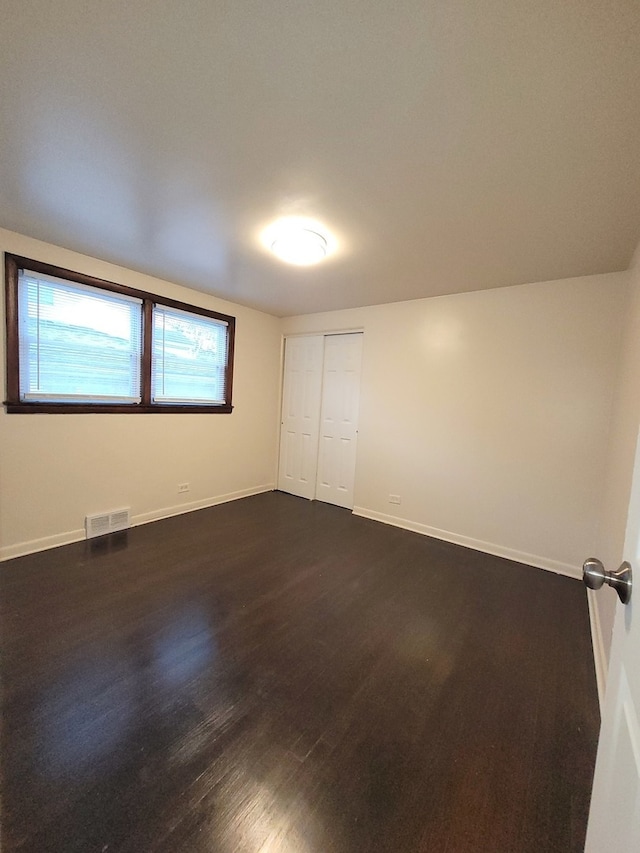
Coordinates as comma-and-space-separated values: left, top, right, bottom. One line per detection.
277, 335, 324, 500
315, 333, 363, 508
277, 333, 363, 509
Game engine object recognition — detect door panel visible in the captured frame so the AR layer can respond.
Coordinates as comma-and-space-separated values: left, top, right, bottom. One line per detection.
315, 333, 363, 509
277, 336, 324, 500
586, 427, 640, 850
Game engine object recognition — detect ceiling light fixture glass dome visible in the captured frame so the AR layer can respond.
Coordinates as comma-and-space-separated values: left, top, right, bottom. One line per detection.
262, 217, 332, 266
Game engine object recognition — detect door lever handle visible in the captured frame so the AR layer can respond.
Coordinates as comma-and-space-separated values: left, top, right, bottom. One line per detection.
582, 557, 633, 604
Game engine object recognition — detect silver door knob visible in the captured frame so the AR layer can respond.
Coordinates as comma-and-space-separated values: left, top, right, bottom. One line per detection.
583, 558, 633, 604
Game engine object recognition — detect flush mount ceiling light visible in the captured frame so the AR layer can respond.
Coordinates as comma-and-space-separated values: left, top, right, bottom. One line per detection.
262, 217, 332, 266
271, 228, 327, 266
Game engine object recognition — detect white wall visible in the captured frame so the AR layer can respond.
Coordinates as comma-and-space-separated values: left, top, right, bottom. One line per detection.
282, 273, 628, 576
0, 229, 282, 559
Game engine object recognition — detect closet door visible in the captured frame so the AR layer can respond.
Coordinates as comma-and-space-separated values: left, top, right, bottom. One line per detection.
315, 333, 363, 509
277, 335, 324, 499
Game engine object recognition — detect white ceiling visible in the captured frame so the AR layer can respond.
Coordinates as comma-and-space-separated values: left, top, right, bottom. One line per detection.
1, 1, 639, 317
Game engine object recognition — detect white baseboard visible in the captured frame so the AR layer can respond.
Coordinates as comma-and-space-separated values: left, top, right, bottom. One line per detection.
0, 528, 87, 562
131, 485, 274, 526
0, 484, 274, 562
352, 506, 581, 579
586, 588, 608, 713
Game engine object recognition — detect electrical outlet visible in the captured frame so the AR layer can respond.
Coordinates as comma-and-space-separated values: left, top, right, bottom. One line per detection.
389, 494, 401, 505
178, 483, 190, 493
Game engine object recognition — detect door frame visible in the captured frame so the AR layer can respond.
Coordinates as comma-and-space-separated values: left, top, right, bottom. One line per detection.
587, 592, 612, 713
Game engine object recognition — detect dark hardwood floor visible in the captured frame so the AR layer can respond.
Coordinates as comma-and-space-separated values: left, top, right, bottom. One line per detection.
0, 492, 599, 852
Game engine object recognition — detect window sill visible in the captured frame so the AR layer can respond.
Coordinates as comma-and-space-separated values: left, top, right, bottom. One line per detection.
4, 402, 234, 414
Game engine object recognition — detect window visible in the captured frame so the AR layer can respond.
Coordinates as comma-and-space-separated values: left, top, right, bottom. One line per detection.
18, 271, 143, 404
152, 305, 228, 405
4, 254, 235, 413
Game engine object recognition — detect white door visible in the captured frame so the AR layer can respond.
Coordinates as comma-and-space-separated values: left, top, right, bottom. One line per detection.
277, 335, 324, 500
315, 333, 363, 509
585, 429, 640, 850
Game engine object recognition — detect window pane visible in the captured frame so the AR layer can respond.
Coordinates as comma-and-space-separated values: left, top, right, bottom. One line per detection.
152, 305, 228, 404
18, 271, 142, 403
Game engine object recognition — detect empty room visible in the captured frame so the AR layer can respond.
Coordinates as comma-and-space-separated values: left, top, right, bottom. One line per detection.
1, 2, 640, 851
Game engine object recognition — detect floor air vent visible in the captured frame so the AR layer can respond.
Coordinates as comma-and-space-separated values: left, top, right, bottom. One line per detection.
85, 508, 131, 539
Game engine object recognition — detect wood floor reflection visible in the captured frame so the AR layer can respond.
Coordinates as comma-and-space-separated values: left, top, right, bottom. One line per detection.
0, 492, 599, 852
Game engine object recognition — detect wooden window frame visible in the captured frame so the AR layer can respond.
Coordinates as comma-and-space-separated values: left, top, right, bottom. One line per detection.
4, 254, 235, 414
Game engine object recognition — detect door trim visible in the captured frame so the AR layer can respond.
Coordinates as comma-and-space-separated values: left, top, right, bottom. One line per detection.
587, 588, 609, 713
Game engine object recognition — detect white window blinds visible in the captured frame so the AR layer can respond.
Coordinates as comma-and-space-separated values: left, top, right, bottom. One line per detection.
151, 305, 228, 404
18, 270, 143, 403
